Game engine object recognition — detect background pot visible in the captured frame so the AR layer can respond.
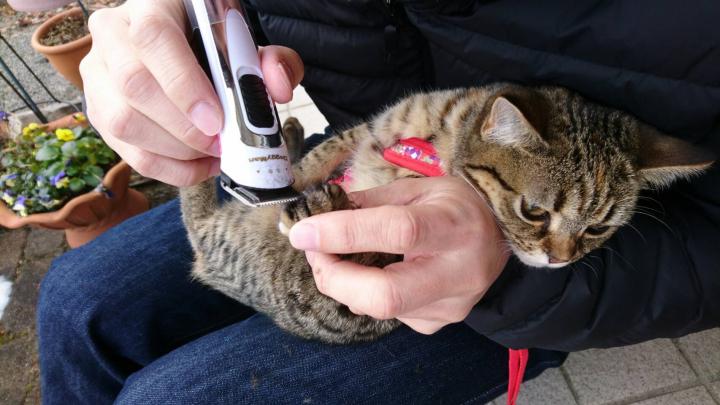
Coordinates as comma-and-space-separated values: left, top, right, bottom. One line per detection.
0, 115, 149, 248
30, 8, 91, 90
7, 0, 75, 12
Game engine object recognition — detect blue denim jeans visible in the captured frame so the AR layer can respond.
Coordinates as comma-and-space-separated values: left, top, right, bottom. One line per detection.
37, 136, 566, 404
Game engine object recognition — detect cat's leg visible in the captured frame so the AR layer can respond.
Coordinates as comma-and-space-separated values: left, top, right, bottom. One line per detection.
278, 183, 352, 235
178, 178, 221, 252
291, 123, 368, 191
282, 117, 305, 164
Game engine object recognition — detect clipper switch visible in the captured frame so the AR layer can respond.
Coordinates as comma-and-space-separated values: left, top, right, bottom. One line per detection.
239, 74, 275, 128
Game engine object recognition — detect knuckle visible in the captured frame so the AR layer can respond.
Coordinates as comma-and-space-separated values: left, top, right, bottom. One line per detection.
372, 280, 403, 319
117, 62, 154, 103
87, 8, 110, 33
162, 67, 195, 98
341, 218, 357, 251
78, 54, 92, 78
107, 106, 135, 141
128, 152, 155, 178
392, 208, 420, 251
129, 14, 172, 51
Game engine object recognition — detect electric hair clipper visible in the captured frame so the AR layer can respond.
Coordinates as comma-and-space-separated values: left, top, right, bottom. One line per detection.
184, 0, 300, 207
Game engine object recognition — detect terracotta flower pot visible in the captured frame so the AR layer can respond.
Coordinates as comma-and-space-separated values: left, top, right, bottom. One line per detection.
31, 8, 91, 90
0, 115, 149, 248
7, 0, 75, 12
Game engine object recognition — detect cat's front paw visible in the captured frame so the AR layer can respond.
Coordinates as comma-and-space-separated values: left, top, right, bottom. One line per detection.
278, 184, 352, 236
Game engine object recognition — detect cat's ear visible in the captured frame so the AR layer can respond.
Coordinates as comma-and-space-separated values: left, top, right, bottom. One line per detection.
480, 96, 548, 152
636, 126, 715, 189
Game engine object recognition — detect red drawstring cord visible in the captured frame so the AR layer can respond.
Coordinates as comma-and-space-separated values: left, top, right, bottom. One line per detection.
507, 348, 529, 405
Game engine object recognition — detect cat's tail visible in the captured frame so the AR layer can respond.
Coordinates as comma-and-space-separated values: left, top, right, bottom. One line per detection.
179, 178, 218, 240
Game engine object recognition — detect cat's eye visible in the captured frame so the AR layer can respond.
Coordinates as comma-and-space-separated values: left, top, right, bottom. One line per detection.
519, 197, 550, 223
585, 225, 611, 237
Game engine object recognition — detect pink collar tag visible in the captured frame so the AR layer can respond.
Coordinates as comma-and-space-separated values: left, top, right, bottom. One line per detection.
382, 137, 445, 177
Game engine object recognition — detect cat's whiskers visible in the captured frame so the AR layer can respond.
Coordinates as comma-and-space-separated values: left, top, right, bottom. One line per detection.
622, 222, 647, 244
628, 209, 673, 233
574, 259, 600, 281
599, 245, 638, 273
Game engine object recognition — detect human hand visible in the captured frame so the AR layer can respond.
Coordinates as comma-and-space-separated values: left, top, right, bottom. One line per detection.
289, 177, 510, 334
80, 0, 303, 186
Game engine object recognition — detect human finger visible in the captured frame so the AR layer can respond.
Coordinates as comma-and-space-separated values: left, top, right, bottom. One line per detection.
127, 0, 223, 136
308, 252, 455, 320
88, 9, 220, 158
258, 46, 304, 103
289, 203, 467, 254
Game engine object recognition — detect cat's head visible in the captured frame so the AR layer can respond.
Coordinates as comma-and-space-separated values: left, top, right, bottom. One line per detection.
455, 86, 714, 268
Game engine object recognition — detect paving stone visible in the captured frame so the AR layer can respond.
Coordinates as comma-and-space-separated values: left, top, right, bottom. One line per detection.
563, 339, 696, 405
710, 380, 720, 399
676, 328, 720, 380
24, 228, 66, 260
0, 229, 28, 280
631, 386, 715, 405
0, 330, 38, 405
493, 368, 576, 405
1, 258, 52, 333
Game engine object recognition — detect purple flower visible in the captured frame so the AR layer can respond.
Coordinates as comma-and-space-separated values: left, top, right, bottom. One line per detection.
13, 195, 26, 207
50, 171, 66, 186
5, 173, 17, 180
0, 111, 8, 121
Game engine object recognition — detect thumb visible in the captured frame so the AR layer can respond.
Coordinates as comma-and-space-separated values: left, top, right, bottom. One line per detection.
259, 46, 304, 103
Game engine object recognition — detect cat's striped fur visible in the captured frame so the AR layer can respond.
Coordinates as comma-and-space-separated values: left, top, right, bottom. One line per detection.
180, 84, 713, 343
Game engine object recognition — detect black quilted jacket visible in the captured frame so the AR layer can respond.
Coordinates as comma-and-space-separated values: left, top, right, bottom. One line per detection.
244, 0, 720, 351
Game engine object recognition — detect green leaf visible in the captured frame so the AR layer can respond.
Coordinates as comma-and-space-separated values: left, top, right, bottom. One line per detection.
66, 166, 79, 176
35, 145, 60, 161
61, 141, 78, 157
87, 165, 104, 178
69, 178, 86, 192
45, 162, 65, 177
83, 174, 100, 187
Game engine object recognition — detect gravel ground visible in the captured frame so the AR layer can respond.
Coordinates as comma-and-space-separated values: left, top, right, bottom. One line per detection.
0, 1, 122, 115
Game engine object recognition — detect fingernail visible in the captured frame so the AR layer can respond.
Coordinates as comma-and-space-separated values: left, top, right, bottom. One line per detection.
289, 223, 317, 250
190, 102, 222, 136
277, 62, 293, 92
209, 136, 221, 157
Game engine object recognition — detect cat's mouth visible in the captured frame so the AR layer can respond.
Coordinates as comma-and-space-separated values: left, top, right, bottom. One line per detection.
513, 249, 571, 269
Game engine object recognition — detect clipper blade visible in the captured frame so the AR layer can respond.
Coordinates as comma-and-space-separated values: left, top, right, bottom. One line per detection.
220, 177, 301, 207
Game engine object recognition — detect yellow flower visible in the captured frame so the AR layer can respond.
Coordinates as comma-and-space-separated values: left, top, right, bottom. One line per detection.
2, 193, 14, 206
22, 122, 40, 136
55, 177, 70, 189
55, 128, 75, 141
73, 112, 87, 123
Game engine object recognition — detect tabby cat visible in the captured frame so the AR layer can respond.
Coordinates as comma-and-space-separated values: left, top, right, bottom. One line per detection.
179, 84, 713, 344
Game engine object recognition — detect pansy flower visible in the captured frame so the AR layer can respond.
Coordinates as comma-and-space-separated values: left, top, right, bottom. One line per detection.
50, 171, 66, 187
55, 128, 75, 141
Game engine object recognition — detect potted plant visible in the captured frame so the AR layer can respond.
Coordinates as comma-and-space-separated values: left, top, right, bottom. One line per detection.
7, 0, 76, 13
21, 1, 92, 89
0, 113, 149, 247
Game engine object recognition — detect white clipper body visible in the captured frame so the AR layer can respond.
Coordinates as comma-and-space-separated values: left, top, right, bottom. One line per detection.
185, 0, 300, 206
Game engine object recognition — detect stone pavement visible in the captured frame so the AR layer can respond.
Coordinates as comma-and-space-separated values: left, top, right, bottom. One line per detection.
0, 181, 176, 404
